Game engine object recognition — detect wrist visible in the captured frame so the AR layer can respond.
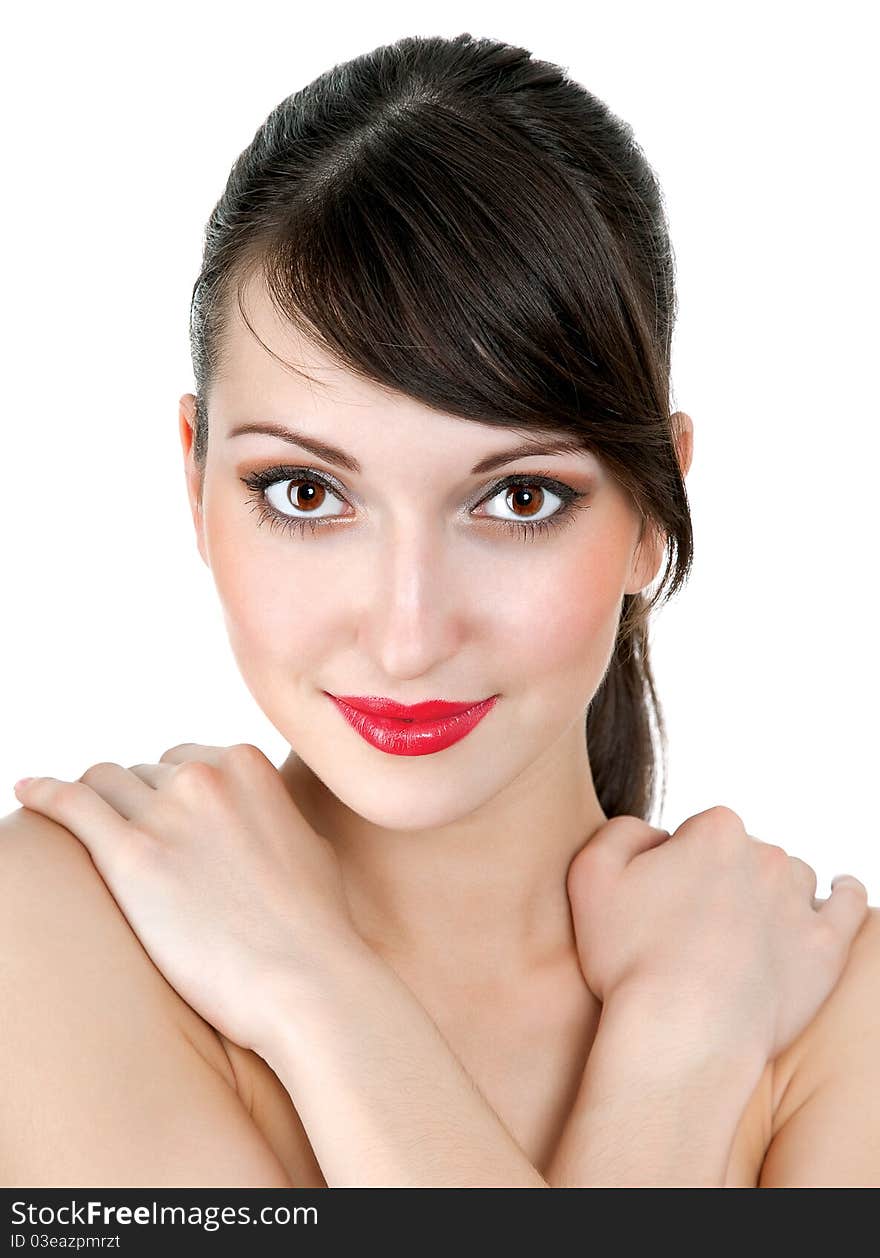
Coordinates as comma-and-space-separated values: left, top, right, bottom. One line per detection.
593, 983, 768, 1098
249, 929, 378, 1062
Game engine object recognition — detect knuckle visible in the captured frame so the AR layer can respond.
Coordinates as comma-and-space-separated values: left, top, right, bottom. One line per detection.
761, 840, 789, 861
566, 842, 597, 892
225, 742, 269, 773
832, 874, 868, 896
159, 743, 193, 763
704, 803, 745, 831
78, 761, 118, 784
678, 810, 744, 840
679, 804, 745, 846
754, 839, 791, 875
789, 854, 818, 888
566, 847, 587, 887
47, 778, 81, 804
604, 813, 643, 833
171, 759, 220, 792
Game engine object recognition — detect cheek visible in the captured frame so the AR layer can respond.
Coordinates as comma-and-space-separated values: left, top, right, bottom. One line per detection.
203, 500, 334, 675
203, 481, 632, 701
491, 535, 627, 692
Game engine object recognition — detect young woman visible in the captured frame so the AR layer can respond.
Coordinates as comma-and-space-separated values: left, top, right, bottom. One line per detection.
3, 32, 876, 1189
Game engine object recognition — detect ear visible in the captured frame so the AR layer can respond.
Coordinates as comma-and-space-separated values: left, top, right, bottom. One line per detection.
623, 411, 694, 596
178, 393, 209, 568
671, 409, 694, 479
624, 514, 665, 596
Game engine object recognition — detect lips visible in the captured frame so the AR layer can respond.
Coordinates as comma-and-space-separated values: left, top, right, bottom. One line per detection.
325, 692, 499, 756
331, 695, 486, 722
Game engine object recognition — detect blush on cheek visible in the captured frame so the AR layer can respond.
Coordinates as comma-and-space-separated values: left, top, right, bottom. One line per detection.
488, 551, 626, 736
244, 589, 328, 667
207, 535, 296, 666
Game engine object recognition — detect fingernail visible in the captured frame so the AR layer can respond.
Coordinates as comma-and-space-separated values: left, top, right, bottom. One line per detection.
14, 778, 34, 792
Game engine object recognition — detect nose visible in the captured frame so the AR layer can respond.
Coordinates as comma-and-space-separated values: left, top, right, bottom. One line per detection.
359, 520, 469, 679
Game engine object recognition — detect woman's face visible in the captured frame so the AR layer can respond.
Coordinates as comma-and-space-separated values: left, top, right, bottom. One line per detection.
180, 275, 666, 832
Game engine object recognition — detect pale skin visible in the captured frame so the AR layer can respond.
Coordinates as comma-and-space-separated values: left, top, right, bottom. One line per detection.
4, 269, 878, 1186
173, 276, 875, 1183
178, 275, 688, 1177
181, 272, 685, 1172
186, 271, 677, 1008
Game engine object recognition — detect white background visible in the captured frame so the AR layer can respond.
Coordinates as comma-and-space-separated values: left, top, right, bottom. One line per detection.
2, 1, 877, 901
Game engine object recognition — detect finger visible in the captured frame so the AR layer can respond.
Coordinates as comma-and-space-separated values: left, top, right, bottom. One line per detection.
76, 762, 156, 821
583, 815, 671, 871
12, 776, 138, 878
127, 762, 173, 789
159, 743, 229, 766
787, 854, 818, 900
815, 875, 870, 943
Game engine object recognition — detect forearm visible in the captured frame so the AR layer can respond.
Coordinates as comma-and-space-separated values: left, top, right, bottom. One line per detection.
544, 990, 768, 1188
255, 938, 548, 1188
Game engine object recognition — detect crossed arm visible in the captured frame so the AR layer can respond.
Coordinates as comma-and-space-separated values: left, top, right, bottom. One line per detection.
256, 905, 880, 1189
4, 808, 877, 1188
2, 806, 753, 1189
254, 936, 768, 1188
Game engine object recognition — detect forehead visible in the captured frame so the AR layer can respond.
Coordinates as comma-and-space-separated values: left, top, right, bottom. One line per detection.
210, 269, 601, 474
213, 269, 415, 417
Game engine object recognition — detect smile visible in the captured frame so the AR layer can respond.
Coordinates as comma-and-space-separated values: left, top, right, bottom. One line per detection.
325, 693, 499, 756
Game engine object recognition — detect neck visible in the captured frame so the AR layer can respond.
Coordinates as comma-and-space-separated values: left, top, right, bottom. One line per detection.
278, 716, 607, 987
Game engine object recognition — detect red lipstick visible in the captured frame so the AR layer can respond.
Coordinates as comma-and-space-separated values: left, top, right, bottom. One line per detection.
325, 692, 499, 756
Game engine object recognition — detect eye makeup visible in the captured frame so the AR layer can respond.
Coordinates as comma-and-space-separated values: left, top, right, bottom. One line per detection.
238, 463, 591, 544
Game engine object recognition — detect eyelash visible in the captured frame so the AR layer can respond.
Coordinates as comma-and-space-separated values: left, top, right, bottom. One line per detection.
238, 464, 590, 543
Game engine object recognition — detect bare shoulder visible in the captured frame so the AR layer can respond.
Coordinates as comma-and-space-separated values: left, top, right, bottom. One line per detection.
0, 806, 294, 1187
772, 902, 880, 1099
0, 805, 231, 1066
760, 901, 880, 1186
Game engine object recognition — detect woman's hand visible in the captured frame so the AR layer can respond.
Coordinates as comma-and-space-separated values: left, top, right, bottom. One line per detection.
566, 805, 870, 1065
12, 742, 358, 1054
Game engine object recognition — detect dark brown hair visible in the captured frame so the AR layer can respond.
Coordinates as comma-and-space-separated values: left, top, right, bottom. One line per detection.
188, 32, 694, 823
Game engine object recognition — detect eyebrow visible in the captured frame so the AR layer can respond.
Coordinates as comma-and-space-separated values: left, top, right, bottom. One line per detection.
227, 421, 589, 476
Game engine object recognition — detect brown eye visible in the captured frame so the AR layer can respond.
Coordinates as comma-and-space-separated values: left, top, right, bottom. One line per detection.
482, 480, 565, 526
506, 485, 545, 518
242, 463, 588, 542
264, 476, 347, 520
287, 480, 325, 511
